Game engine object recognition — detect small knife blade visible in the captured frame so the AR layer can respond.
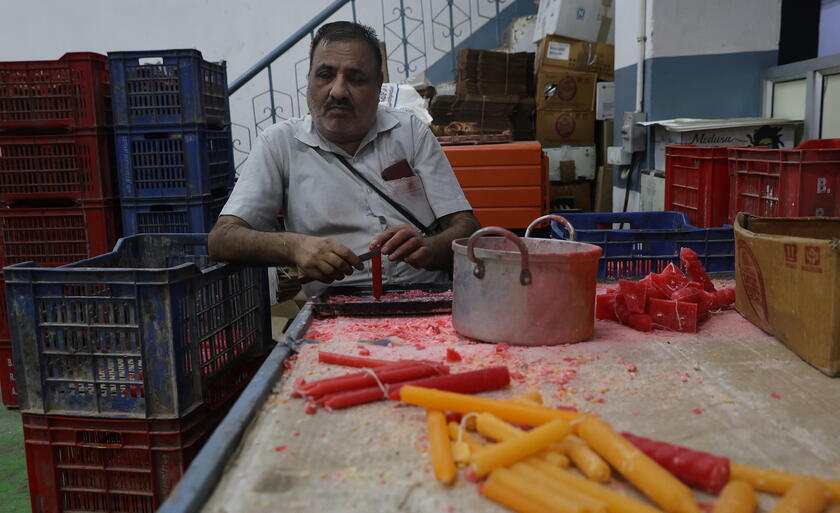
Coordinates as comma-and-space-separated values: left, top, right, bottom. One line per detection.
357, 246, 382, 262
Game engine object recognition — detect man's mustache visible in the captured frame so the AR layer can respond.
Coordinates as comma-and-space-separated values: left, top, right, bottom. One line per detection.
325, 99, 353, 110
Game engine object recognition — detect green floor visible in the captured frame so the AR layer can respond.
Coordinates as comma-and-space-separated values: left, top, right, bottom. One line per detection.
0, 406, 29, 513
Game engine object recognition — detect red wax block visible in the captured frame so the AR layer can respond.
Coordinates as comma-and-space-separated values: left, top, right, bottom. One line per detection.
648, 298, 698, 332
713, 286, 736, 308
618, 279, 647, 313
651, 263, 689, 298
445, 348, 462, 362
318, 351, 395, 368
639, 274, 668, 301
387, 366, 510, 400
622, 432, 730, 494
595, 293, 618, 321
670, 285, 715, 321
372, 253, 383, 300
615, 295, 653, 332
680, 247, 716, 292
305, 362, 448, 396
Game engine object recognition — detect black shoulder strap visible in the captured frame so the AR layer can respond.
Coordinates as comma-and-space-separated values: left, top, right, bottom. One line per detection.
334, 154, 435, 236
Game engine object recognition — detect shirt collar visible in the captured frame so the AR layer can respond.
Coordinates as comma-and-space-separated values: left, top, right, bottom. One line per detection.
294, 106, 400, 155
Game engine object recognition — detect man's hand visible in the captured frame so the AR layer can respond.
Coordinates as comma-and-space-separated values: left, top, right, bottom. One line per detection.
371, 224, 434, 269
291, 233, 364, 283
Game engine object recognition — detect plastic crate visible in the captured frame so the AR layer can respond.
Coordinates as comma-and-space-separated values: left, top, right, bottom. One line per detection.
6, 234, 271, 418
21, 387, 239, 513
1, 338, 16, 408
0, 200, 118, 269
121, 193, 227, 235
0, 129, 115, 204
108, 49, 229, 128
115, 126, 234, 200
0, 52, 110, 131
550, 211, 734, 280
728, 139, 840, 219
665, 145, 731, 227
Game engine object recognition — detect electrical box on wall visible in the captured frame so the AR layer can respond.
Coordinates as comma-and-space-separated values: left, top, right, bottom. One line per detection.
621, 111, 647, 153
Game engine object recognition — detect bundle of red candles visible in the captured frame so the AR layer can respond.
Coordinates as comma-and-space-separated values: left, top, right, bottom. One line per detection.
293, 351, 511, 412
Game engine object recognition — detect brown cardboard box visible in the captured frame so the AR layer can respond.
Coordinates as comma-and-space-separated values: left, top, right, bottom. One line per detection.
536, 109, 595, 146
734, 213, 840, 376
535, 70, 598, 111
594, 165, 613, 212
536, 35, 615, 82
550, 180, 593, 211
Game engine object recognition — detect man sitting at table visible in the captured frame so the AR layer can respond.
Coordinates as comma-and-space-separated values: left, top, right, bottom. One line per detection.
209, 21, 479, 296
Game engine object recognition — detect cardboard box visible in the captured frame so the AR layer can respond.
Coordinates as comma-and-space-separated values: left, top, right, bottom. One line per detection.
537, 109, 595, 146
595, 82, 614, 120
550, 180, 593, 211
536, 35, 614, 82
536, 70, 597, 111
641, 118, 802, 171
532, 0, 614, 44
594, 165, 612, 211
543, 145, 596, 181
734, 213, 840, 376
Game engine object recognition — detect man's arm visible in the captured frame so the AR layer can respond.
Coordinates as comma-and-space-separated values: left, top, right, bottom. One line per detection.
209, 215, 364, 283
370, 210, 481, 270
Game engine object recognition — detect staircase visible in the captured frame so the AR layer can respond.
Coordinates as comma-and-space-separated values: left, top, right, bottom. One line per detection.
227, 0, 538, 168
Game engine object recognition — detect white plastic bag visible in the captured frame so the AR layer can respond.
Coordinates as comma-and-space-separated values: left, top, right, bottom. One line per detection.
379, 83, 433, 125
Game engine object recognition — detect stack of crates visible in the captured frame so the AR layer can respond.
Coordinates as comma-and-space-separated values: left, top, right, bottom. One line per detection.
0, 52, 119, 408
108, 49, 233, 234
6, 233, 271, 512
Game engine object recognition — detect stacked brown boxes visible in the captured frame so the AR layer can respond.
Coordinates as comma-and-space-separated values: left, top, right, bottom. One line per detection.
431, 49, 535, 142
534, 34, 615, 212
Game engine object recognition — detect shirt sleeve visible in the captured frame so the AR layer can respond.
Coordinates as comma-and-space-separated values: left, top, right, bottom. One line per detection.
409, 116, 473, 219
220, 127, 286, 231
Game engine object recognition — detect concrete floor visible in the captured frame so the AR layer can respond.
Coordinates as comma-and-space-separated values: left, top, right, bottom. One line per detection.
0, 406, 29, 513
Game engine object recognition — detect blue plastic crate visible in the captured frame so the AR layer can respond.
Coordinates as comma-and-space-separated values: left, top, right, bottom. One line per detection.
115, 126, 234, 200
549, 211, 734, 280
108, 49, 229, 127
5, 234, 271, 418
121, 193, 228, 235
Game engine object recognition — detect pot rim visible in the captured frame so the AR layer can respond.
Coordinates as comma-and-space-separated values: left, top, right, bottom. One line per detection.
452, 236, 602, 263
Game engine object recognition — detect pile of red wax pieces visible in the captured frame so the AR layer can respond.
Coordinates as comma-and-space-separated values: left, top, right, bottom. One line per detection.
596, 248, 736, 333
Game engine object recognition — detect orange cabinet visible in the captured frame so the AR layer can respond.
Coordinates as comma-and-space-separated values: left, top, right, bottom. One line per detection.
444, 141, 548, 230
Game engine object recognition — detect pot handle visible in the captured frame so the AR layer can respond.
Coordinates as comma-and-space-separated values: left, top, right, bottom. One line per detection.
466, 227, 532, 286
525, 214, 576, 241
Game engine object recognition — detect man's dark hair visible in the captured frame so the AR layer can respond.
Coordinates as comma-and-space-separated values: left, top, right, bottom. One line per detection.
309, 21, 383, 78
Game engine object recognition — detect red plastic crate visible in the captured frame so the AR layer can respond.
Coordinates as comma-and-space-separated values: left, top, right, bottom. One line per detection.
0, 278, 7, 340
0, 200, 118, 268
0, 129, 115, 205
665, 145, 731, 227
0, 52, 110, 131
0, 339, 16, 408
728, 139, 840, 220
22, 353, 263, 513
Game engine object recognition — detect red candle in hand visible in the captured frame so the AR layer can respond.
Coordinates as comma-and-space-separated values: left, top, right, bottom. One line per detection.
372, 253, 383, 299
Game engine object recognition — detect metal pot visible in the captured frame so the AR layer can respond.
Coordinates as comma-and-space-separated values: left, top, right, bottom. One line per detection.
452, 215, 602, 346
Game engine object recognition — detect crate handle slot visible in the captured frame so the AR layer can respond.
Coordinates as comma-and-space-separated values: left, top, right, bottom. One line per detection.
76, 430, 125, 448
138, 57, 164, 66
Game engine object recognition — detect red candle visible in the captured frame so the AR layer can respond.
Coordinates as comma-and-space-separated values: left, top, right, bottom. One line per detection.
372, 253, 383, 299
318, 351, 395, 368
387, 366, 511, 400
622, 432, 730, 494
322, 385, 390, 409
301, 360, 421, 394
305, 361, 448, 396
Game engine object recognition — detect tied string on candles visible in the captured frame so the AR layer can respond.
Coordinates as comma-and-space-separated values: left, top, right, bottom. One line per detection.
457, 412, 481, 446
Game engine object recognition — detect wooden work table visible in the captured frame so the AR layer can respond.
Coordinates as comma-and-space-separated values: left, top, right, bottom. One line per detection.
201, 297, 840, 512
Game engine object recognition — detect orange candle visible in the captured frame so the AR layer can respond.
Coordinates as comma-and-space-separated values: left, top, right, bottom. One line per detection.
483, 470, 564, 513
400, 386, 582, 426
528, 460, 666, 513
511, 462, 607, 513
512, 390, 544, 404
730, 462, 840, 501
577, 416, 699, 513
713, 481, 756, 513
542, 451, 571, 468
427, 409, 456, 484
471, 418, 571, 476
447, 421, 486, 453
560, 435, 611, 483
768, 477, 831, 513
489, 467, 585, 513
475, 412, 569, 467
